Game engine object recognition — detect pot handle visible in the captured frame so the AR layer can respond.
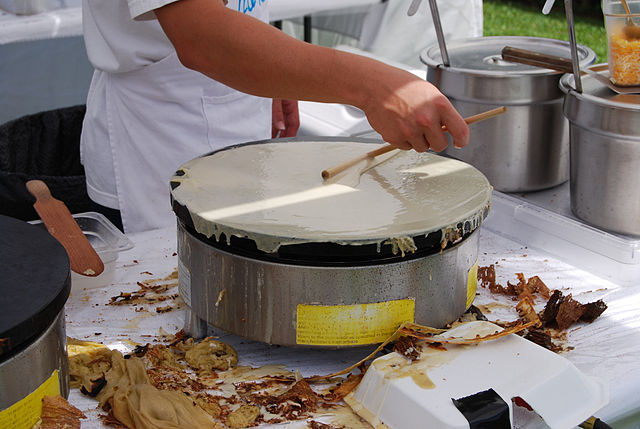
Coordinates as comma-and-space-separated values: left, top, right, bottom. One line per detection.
428, 0, 450, 67
407, 0, 450, 67
564, 0, 583, 92
501, 46, 574, 73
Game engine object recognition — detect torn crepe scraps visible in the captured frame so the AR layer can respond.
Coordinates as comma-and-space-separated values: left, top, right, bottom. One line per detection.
67, 337, 113, 393
308, 421, 343, 429
98, 413, 129, 428
478, 265, 550, 302
478, 265, 608, 353
34, 395, 86, 429
96, 350, 216, 429
70, 331, 369, 428
107, 269, 183, 314
392, 336, 421, 361
70, 314, 549, 428
226, 404, 261, 428
539, 289, 607, 330
305, 316, 536, 384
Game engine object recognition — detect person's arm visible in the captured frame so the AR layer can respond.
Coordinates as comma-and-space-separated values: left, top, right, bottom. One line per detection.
155, 0, 468, 152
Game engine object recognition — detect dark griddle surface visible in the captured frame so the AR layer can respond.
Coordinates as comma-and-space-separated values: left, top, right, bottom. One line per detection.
0, 215, 70, 360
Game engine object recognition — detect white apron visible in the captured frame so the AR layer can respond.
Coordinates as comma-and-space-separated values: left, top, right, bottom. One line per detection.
83, 1, 271, 233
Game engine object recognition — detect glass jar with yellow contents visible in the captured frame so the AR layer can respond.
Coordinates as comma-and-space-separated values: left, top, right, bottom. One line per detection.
603, 0, 640, 86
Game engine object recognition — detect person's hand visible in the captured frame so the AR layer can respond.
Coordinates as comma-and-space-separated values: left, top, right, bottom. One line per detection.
362, 68, 469, 152
272, 99, 300, 138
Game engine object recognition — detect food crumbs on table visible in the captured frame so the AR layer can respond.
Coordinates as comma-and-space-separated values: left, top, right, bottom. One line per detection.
478, 265, 608, 353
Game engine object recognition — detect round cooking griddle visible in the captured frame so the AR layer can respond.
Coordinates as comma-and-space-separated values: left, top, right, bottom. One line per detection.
0, 215, 70, 361
170, 138, 491, 266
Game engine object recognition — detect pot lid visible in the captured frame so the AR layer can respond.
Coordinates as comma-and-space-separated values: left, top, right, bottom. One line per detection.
170, 138, 491, 255
0, 215, 70, 361
560, 66, 640, 109
420, 36, 596, 75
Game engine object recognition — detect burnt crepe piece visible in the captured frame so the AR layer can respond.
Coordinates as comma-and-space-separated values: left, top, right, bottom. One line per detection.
40, 395, 86, 429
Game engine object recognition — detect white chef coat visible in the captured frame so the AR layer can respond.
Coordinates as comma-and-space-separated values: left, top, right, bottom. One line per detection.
80, 0, 271, 233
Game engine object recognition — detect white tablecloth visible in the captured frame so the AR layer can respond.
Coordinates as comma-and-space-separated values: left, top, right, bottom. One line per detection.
64, 225, 640, 428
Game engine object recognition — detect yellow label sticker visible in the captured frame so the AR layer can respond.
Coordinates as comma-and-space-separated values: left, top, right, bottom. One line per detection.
296, 299, 415, 346
0, 370, 60, 429
467, 260, 479, 309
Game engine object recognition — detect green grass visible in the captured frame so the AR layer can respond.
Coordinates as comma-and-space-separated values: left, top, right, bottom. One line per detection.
483, 0, 608, 63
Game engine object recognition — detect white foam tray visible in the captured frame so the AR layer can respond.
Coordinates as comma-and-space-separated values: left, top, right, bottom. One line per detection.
345, 321, 608, 429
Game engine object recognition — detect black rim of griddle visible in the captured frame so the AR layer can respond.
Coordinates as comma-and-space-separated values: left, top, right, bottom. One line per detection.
171, 137, 486, 267
176, 216, 481, 267
0, 215, 70, 361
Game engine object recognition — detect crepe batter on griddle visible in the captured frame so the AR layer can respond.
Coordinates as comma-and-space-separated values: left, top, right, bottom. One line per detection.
170, 141, 491, 253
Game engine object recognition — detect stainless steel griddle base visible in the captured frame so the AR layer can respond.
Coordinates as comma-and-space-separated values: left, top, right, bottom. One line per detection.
177, 222, 480, 347
0, 311, 69, 409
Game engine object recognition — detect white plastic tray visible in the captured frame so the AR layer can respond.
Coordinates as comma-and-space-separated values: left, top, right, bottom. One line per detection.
484, 184, 640, 286
345, 321, 608, 429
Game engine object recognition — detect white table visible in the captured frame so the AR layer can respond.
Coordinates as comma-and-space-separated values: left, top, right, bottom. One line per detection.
0, 1, 380, 43
64, 225, 640, 428
270, 0, 380, 22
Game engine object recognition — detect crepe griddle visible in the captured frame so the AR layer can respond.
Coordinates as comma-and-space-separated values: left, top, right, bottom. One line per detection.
0, 215, 70, 361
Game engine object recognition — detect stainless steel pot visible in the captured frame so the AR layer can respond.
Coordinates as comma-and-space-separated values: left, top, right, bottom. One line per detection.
420, 36, 596, 192
560, 71, 640, 236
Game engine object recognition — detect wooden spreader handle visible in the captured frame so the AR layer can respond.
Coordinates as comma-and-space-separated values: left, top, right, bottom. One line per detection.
26, 180, 104, 277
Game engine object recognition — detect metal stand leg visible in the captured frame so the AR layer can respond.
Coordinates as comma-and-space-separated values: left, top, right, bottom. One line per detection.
304, 15, 312, 43
184, 308, 208, 339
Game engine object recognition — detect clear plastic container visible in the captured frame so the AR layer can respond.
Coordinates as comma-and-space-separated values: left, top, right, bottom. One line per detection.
483, 186, 640, 286
30, 212, 134, 292
603, 0, 640, 86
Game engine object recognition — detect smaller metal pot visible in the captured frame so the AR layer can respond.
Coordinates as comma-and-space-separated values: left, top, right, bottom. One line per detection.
420, 36, 596, 192
560, 70, 640, 236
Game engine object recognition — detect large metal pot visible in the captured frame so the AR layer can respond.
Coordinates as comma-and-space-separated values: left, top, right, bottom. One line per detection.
170, 138, 492, 347
560, 70, 640, 236
420, 36, 596, 192
0, 215, 70, 419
